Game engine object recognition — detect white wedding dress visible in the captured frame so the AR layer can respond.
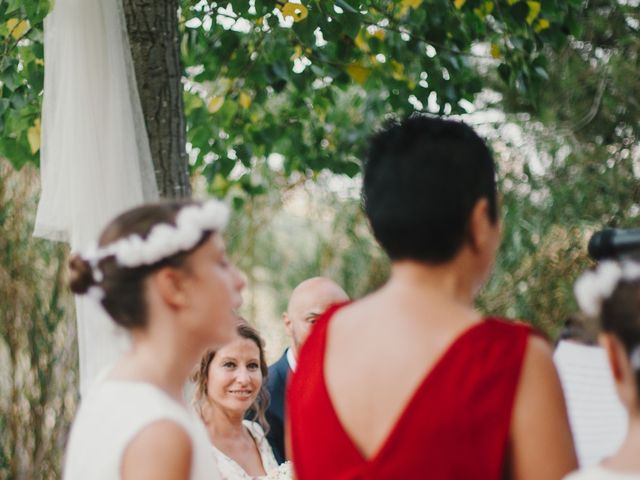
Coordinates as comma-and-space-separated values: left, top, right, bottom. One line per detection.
211, 420, 279, 480
64, 376, 221, 479
565, 465, 640, 479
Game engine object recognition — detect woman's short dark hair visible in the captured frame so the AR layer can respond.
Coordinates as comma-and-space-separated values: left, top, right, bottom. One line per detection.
68, 200, 214, 329
193, 321, 271, 434
363, 115, 498, 264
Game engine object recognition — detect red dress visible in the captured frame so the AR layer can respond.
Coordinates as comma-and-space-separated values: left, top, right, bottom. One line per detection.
287, 304, 533, 479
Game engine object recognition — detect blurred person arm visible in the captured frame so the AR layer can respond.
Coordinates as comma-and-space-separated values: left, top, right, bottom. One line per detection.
121, 420, 192, 479
510, 336, 578, 479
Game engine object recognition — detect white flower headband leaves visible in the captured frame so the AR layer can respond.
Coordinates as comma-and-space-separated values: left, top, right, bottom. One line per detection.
574, 260, 640, 318
575, 260, 640, 370
79, 199, 230, 282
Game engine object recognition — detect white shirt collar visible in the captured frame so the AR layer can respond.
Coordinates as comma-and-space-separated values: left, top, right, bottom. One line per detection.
286, 348, 297, 372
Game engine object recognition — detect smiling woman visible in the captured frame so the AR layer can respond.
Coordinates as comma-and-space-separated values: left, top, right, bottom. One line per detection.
193, 322, 280, 479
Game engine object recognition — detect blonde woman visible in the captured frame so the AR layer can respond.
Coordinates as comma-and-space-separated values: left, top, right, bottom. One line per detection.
193, 322, 283, 479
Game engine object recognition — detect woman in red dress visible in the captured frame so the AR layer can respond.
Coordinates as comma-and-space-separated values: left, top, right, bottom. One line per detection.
287, 116, 577, 479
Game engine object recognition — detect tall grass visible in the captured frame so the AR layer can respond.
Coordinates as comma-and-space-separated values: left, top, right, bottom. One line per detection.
0, 159, 77, 479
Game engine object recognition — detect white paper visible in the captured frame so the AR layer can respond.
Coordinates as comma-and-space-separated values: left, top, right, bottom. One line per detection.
554, 341, 628, 467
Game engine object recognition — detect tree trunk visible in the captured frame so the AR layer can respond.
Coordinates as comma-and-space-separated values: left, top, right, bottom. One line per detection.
122, 0, 191, 198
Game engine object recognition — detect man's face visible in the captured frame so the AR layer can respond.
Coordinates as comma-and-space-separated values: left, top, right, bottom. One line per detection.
284, 279, 349, 357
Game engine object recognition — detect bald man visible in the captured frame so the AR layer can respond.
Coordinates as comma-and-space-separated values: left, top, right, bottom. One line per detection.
265, 277, 349, 464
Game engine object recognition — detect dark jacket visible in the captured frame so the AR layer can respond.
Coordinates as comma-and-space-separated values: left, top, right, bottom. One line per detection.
265, 350, 291, 464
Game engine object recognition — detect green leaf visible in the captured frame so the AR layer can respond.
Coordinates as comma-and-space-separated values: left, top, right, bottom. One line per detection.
498, 63, 511, 83
534, 66, 549, 80
341, 159, 361, 177
335, 0, 359, 14
270, 62, 290, 81
5, 0, 22, 15
0, 98, 10, 114
215, 99, 239, 128
335, 12, 361, 39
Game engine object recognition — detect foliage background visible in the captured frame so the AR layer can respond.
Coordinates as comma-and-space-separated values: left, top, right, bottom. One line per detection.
0, 160, 77, 480
2, 0, 639, 478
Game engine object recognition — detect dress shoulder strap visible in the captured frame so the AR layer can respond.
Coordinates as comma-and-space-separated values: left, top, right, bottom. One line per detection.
294, 301, 350, 366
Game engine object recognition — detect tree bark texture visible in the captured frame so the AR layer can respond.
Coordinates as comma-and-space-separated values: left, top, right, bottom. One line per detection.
122, 0, 191, 198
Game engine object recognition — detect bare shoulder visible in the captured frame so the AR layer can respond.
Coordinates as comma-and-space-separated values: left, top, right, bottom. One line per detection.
523, 334, 556, 375
509, 334, 578, 480
121, 420, 193, 480
518, 334, 571, 404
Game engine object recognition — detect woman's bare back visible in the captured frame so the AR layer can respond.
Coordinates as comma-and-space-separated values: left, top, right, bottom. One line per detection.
322, 284, 577, 478
324, 288, 480, 459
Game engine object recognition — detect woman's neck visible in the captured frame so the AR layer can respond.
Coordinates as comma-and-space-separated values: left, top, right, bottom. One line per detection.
388, 260, 478, 308
606, 412, 640, 471
202, 403, 247, 440
109, 321, 201, 402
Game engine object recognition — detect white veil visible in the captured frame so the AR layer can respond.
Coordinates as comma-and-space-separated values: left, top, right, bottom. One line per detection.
34, 0, 159, 395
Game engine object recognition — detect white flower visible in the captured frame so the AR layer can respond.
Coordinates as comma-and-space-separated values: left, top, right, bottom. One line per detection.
80, 199, 229, 271
114, 234, 146, 267
574, 261, 627, 317
144, 223, 179, 264
176, 206, 202, 231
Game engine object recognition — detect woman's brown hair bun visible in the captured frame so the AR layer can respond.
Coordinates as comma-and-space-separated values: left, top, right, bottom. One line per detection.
68, 254, 96, 294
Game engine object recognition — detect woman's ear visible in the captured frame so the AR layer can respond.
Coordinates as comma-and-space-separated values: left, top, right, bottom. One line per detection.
151, 267, 189, 309
467, 198, 494, 254
283, 312, 293, 337
599, 333, 624, 383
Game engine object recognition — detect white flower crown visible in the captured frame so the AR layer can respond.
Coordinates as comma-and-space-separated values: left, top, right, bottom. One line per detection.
574, 260, 640, 370
78, 199, 230, 282
574, 260, 640, 318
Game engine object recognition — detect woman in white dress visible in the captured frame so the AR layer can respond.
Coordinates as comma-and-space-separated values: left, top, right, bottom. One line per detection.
193, 322, 280, 479
63, 199, 245, 480
567, 261, 640, 479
